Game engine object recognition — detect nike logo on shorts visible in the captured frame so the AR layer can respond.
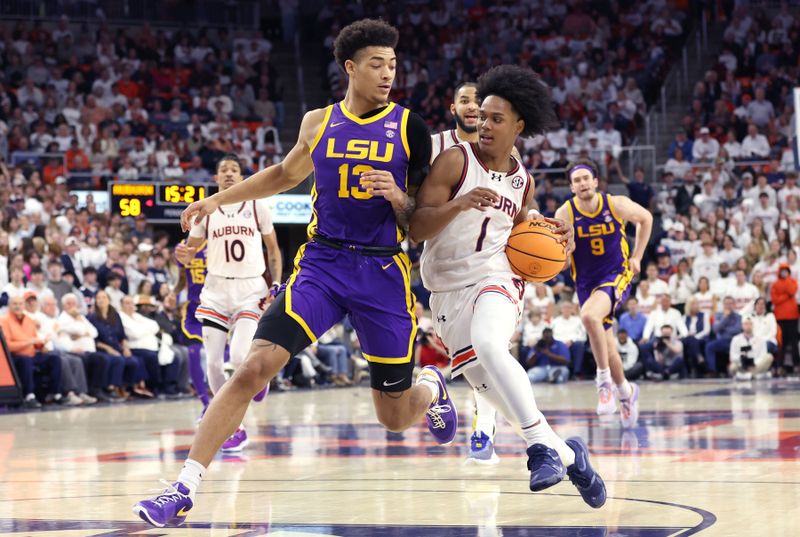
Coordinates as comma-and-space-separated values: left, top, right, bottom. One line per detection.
382, 263, 393, 270
383, 378, 405, 387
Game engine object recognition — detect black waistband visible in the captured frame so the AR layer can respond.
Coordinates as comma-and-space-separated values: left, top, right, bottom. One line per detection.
312, 235, 402, 257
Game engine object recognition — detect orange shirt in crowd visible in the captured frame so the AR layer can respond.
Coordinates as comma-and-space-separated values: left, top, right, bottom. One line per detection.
0, 312, 40, 357
66, 147, 91, 170
43, 161, 66, 184
770, 266, 799, 321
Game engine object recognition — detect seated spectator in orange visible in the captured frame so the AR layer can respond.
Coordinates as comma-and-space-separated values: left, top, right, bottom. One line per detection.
65, 139, 91, 171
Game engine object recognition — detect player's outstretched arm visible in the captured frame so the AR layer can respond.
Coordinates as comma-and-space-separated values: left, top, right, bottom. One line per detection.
409, 148, 499, 242
180, 109, 325, 231
611, 195, 653, 275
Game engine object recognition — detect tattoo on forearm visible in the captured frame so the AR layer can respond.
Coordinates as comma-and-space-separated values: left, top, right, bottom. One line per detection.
394, 195, 416, 230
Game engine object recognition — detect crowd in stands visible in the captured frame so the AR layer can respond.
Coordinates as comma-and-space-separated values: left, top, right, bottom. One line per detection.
0, 16, 286, 188
317, 0, 693, 183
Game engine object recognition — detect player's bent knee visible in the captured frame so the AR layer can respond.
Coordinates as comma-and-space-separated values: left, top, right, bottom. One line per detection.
230, 344, 289, 395
375, 409, 407, 432
580, 311, 601, 327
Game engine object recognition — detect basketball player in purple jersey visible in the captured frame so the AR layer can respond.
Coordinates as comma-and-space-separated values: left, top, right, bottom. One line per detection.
556, 160, 652, 427
412, 65, 605, 508
173, 241, 209, 413
134, 19, 455, 527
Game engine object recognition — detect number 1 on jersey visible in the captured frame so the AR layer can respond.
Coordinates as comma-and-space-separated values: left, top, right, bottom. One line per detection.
476, 217, 490, 252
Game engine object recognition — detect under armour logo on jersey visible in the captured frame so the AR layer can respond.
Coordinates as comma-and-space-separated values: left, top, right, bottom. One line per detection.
437, 315, 447, 322
490, 172, 503, 182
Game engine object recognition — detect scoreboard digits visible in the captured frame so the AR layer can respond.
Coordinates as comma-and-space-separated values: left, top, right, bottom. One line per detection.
109, 182, 218, 222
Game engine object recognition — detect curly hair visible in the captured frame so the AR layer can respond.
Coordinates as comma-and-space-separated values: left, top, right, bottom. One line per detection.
333, 18, 399, 72
476, 65, 557, 138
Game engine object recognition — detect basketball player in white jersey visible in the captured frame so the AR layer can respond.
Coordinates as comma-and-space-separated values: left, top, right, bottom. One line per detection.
410, 65, 606, 507
430, 81, 525, 464
175, 154, 283, 451
430, 82, 480, 163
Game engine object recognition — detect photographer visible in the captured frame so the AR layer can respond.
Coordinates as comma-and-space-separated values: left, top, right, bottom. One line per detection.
729, 316, 773, 381
645, 325, 685, 380
526, 328, 570, 384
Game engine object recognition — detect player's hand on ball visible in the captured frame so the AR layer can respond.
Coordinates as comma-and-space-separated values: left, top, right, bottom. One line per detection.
629, 257, 641, 275
181, 196, 220, 232
544, 216, 575, 253
175, 243, 197, 264
458, 187, 500, 212
360, 170, 403, 204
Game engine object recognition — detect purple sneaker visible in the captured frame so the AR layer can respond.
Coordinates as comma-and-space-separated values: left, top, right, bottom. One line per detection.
221, 426, 249, 452
252, 383, 269, 402
133, 480, 193, 527
418, 366, 457, 445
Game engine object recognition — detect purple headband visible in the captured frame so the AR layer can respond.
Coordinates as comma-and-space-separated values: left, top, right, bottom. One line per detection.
569, 164, 596, 177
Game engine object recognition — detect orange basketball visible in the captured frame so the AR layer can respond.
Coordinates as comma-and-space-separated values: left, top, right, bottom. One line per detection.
506, 220, 567, 282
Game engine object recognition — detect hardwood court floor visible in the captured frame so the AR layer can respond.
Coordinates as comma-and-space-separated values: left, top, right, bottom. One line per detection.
0, 379, 798, 536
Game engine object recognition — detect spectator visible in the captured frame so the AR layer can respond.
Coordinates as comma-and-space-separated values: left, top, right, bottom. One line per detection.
317, 324, 352, 386
46, 259, 75, 305
642, 294, 687, 343
668, 258, 696, 312
667, 130, 693, 160
526, 328, 570, 384
692, 127, 720, 163
646, 325, 685, 380
621, 166, 654, 209
550, 301, 586, 378
184, 156, 212, 183
751, 297, 779, 356
664, 147, 692, 179
29, 293, 91, 406
57, 293, 117, 402
88, 289, 150, 399
703, 296, 743, 376
729, 316, 773, 380
683, 298, 711, 377
617, 328, 643, 380
104, 272, 125, 310
748, 193, 780, 230
0, 294, 62, 408
693, 241, 723, 281
745, 87, 775, 128
639, 264, 670, 300
124, 294, 182, 397
619, 297, 647, 343
729, 268, 760, 313
741, 124, 771, 159
770, 263, 799, 374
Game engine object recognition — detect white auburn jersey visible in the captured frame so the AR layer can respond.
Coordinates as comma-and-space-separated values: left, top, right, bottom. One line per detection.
420, 142, 532, 292
430, 129, 465, 164
189, 199, 274, 278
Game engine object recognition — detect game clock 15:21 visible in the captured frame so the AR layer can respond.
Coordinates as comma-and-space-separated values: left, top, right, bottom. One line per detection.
109, 182, 219, 222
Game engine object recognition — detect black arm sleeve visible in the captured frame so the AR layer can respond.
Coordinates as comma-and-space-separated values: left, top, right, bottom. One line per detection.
406, 112, 431, 186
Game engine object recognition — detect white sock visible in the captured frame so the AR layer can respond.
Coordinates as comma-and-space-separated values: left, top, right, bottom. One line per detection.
415, 369, 439, 403
617, 379, 632, 399
202, 325, 229, 394
596, 367, 612, 386
229, 317, 258, 368
177, 458, 206, 500
473, 392, 497, 440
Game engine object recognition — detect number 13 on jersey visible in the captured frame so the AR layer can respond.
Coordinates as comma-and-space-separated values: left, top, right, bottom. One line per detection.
338, 164, 375, 199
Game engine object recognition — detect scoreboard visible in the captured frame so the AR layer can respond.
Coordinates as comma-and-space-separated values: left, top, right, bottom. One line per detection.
109, 182, 218, 223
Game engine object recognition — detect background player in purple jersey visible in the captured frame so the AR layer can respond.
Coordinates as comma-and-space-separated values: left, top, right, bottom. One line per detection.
556, 160, 653, 428
134, 19, 456, 528
173, 240, 209, 412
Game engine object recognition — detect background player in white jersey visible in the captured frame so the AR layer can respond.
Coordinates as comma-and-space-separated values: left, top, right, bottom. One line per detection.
175, 154, 283, 451
430, 82, 479, 163
430, 81, 526, 464
411, 65, 606, 507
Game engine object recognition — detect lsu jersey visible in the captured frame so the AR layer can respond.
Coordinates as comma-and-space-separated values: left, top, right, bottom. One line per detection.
308, 101, 411, 247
